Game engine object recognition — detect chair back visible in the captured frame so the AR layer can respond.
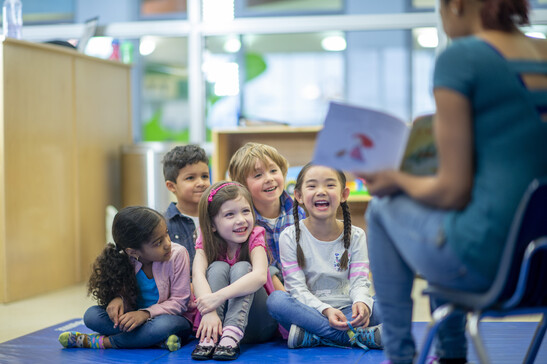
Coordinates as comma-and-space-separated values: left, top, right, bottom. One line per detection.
491, 177, 547, 308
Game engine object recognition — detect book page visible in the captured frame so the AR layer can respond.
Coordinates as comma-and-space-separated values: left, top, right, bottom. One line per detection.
313, 102, 410, 173
400, 114, 437, 175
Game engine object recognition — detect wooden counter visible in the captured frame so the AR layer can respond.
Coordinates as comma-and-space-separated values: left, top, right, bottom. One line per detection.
0, 39, 132, 302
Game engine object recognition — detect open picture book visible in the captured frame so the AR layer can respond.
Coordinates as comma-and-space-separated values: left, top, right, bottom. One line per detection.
313, 101, 437, 175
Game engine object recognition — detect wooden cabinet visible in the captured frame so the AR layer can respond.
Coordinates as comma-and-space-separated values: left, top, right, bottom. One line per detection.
212, 126, 370, 229
0, 39, 132, 302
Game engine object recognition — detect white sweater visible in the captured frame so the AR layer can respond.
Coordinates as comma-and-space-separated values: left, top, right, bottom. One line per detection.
279, 221, 373, 314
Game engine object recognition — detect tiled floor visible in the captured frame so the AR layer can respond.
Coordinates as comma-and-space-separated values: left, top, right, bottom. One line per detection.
0, 278, 539, 344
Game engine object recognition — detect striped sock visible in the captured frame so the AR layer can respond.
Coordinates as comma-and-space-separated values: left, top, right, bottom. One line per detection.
218, 326, 244, 348
58, 332, 105, 349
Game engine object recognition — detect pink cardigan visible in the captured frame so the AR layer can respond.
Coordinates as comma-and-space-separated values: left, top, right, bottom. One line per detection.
131, 243, 195, 323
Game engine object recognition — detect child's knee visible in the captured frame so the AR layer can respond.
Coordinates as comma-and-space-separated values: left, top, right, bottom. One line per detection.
83, 305, 105, 329
229, 261, 252, 280
266, 290, 288, 313
207, 260, 230, 278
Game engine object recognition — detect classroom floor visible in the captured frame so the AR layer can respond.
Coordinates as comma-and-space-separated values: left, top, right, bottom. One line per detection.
1, 279, 543, 364
0, 278, 431, 344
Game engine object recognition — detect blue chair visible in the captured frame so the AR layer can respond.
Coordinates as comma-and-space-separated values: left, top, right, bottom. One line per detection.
417, 177, 547, 364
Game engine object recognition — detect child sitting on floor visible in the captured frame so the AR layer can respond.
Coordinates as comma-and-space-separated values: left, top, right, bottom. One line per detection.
191, 181, 278, 360
267, 163, 383, 350
59, 206, 194, 351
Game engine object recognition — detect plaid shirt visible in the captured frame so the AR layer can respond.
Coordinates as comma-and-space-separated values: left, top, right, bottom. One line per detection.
255, 191, 306, 271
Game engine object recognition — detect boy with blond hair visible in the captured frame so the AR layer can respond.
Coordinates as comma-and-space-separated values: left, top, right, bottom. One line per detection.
228, 142, 305, 290
162, 145, 210, 270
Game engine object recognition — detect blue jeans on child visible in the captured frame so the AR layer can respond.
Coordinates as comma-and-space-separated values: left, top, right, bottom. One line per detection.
365, 194, 492, 364
83, 305, 192, 349
266, 290, 382, 346
206, 260, 278, 343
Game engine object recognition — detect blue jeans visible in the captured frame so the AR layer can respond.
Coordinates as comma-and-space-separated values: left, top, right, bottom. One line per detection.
365, 195, 491, 364
266, 290, 382, 346
207, 261, 278, 344
83, 305, 192, 349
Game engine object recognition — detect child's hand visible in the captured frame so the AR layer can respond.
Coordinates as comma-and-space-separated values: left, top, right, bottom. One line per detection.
196, 292, 225, 315
106, 297, 125, 328
322, 307, 349, 330
117, 310, 150, 332
197, 311, 223, 344
349, 302, 370, 328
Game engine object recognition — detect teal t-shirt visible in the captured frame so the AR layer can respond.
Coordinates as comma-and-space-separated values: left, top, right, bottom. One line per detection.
136, 269, 159, 309
434, 36, 547, 281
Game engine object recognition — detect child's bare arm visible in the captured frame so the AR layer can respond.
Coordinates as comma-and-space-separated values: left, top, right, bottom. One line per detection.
272, 274, 285, 291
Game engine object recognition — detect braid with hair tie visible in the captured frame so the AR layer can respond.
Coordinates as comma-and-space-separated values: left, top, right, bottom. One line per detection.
293, 200, 306, 269
338, 201, 352, 271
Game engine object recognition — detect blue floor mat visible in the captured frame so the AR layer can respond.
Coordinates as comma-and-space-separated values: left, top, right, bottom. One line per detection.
0, 320, 546, 363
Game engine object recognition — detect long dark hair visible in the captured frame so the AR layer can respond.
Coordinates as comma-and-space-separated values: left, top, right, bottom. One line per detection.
198, 181, 255, 266
292, 163, 352, 270
87, 206, 164, 308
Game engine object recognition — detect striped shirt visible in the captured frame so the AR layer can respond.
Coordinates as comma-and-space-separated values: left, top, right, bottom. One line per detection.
280, 221, 373, 314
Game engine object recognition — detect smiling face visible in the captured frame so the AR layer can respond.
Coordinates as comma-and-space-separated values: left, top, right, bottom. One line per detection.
295, 165, 350, 221
245, 157, 285, 211
212, 195, 255, 247
133, 220, 173, 264
167, 161, 210, 213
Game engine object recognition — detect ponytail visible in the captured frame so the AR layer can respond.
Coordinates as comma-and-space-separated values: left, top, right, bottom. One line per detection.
87, 244, 138, 309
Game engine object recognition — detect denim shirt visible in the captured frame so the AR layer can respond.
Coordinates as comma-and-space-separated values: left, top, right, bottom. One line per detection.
165, 202, 196, 273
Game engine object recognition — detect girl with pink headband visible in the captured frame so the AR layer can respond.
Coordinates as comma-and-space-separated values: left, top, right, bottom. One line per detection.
191, 181, 278, 360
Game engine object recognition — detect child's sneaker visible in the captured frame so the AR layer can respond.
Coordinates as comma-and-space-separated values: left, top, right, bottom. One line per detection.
162, 334, 181, 352
287, 325, 322, 349
287, 325, 344, 349
349, 323, 383, 350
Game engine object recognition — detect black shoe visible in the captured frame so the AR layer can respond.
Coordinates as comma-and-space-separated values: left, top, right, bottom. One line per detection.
212, 344, 240, 361
191, 344, 216, 360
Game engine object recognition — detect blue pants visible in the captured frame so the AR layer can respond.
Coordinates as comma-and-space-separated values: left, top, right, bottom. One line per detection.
365, 195, 491, 364
83, 305, 192, 349
266, 290, 381, 346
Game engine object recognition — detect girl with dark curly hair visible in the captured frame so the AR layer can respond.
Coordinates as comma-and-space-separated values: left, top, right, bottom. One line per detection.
58, 206, 194, 351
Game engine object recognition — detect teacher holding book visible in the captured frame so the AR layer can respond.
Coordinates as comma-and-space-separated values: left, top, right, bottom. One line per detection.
362, 1, 547, 364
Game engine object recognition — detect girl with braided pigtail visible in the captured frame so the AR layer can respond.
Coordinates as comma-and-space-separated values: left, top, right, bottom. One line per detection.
267, 163, 383, 351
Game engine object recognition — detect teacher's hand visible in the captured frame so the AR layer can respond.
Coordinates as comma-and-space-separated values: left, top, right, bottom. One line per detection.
360, 170, 400, 197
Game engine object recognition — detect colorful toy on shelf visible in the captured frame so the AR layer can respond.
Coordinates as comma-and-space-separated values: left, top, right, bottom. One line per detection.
347, 177, 369, 197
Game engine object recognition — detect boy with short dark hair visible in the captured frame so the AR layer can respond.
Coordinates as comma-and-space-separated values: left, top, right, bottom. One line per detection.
228, 142, 305, 290
162, 145, 210, 269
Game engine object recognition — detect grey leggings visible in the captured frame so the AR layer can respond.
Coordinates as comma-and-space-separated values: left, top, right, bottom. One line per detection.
207, 260, 278, 343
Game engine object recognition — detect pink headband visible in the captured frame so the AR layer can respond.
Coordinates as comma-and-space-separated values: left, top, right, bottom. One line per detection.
208, 182, 237, 203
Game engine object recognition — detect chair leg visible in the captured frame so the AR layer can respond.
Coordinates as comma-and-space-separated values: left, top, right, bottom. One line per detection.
416, 304, 456, 364
467, 312, 490, 364
523, 314, 546, 364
